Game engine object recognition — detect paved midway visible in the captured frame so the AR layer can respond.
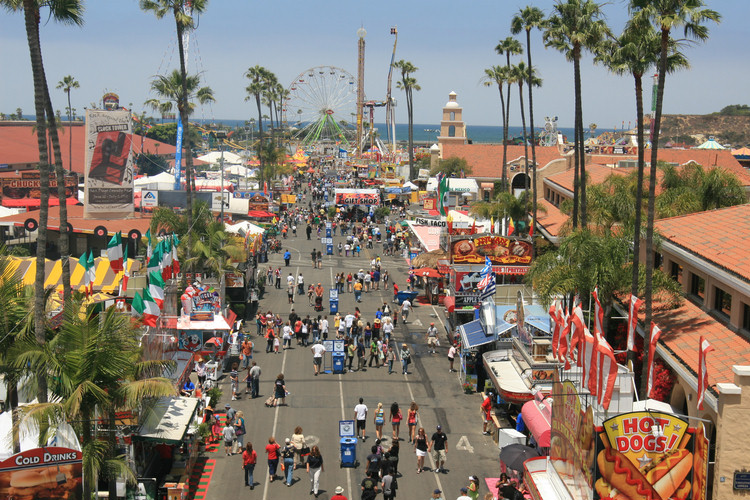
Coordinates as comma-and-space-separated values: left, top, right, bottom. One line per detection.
204, 224, 501, 500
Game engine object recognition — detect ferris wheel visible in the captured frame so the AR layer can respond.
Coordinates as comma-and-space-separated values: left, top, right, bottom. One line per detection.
282, 66, 359, 146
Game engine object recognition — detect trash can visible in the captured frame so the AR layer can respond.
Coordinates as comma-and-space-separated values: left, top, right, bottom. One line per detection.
326, 243, 334, 255
332, 353, 345, 374
340, 437, 358, 468
330, 298, 339, 314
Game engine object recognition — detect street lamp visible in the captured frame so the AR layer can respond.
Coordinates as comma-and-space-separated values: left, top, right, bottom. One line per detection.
213, 131, 228, 222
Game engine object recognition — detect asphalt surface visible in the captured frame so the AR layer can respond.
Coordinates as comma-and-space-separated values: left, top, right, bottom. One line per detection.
204, 225, 501, 500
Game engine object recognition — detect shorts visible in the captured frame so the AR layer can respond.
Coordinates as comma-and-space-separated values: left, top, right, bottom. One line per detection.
356, 419, 366, 431
416, 449, 426, 457
224, 440, 233, 447
313, 357, 322, 366
432, 449, 446, 462
427, 337, 437, 347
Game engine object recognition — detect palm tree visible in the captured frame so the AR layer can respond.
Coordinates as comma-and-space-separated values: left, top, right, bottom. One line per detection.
140, 0, 209, 261
6, 0, 84, 403
393, 60, 421, 180
12, 302, 176, 500
145, 70, 215, 119
656, 162, 744, 217
430, 157, 472, 178
261, 72, 279, 142
471, 191, 539, 234
245, 65, 274, 184
632, 0, 720, 396
544, 0, 610, 230
481, 65, 511, 188
512, 5, 547, 257
56, 75, 79, 171
595, 11, 688, 347
510, 62, 542, 199
495, 37, 524, 190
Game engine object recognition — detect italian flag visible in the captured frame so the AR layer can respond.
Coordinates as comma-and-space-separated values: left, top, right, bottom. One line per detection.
148, 271, 165, 309
161, 238, 173, 282
106, 232, 123, 273
133, 288, 161, 327
120, 244, 130, 296
437, 174, 449, 216
172, 234, 180, 276
81, 249, 96, 296
145, 229, 152, 265
147, 243, 162, 276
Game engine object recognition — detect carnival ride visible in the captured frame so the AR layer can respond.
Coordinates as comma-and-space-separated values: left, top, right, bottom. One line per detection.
282, 66, 358, 146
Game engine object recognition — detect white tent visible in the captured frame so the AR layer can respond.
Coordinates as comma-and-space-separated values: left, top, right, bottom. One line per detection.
426, 177, 478, 193
448, 209, 491, 232
0, 412, 81, 460
403, 181, 418, 191
197, 151, 244, 165
224, 164, 257, 177
696, 138, 726, 150
134, 172, 176, 190
225, 220, 265, 236
194, 178, 233, 191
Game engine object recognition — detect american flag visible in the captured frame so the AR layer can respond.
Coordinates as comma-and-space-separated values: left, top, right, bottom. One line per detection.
477, 256, 493, 290
480, 273, 496, 301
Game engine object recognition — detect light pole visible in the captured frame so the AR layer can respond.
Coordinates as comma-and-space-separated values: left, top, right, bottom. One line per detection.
214, 131, 228, 222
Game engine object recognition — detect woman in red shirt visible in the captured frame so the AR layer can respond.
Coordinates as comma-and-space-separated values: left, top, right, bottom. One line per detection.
389, 402, 403, 441
243, 442, 258, 489
265, 436, 281, 482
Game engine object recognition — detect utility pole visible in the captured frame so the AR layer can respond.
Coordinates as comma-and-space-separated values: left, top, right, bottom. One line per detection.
214, 131, 228, 222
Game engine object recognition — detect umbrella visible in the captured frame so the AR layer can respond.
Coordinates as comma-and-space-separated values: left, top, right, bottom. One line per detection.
499, 444, 540, 471
411, 267, 442, 278
204, 337, 223, 347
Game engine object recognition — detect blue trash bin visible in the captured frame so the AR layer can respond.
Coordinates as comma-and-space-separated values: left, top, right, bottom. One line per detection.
340, 437, 357, 468
330, 298, 339, 314
333, 353, 345, 374
326, 243, 334, 255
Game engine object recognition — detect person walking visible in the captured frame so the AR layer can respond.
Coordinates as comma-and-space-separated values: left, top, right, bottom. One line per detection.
468, 475, 480, 500
407, 402, 419, 443
265, 437, 281, 482
230, 363, 239, 401
414, 427, 428, 473
382, 270, 389, 290
306, 445, 324, 498
273, 373, 287, 406
353, 280, 363, 303
331, 485, 348, 500
356, 338, 366, 371
233, 411, 246, 455
400, 344, 411, 375
374, 402, 385, 440
368, 339, 379, 368
275, 268, 282, 289
457, 487, 472, 500
242, 442, 258, 489
287, 281, 295, 304
387, 345, 397, 374
426, 322, 439, 354
429, 425, 448, 473
284, 249, 291, 266
360, 471, 379, 500
240, 337, 253, 369
347, 340, 356, 372
448, 343, 457, 373
222, 421, 236, 456
247, 361, 261, 398
481, 394, 493, 436
281, 438, 296, 486
195, 356, 206, 386
389, 402, 402, 440
291, 426, 307, 468
311, 340, 326, 376
400, 298, 412, 324
354, 397, 368, 441
297, 273, 305, 295
381, 468, 396, 500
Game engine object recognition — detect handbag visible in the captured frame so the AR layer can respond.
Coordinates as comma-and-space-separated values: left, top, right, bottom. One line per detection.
406, 355, 412, 365
300, 445, 311, 456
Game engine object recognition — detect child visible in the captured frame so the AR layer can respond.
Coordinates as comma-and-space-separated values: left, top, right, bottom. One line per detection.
230, 363, 239, 401
273, 336, 281, 353
211, 414, 222, 443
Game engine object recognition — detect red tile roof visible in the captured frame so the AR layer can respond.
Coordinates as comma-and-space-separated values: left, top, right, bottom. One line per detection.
545, 163, 628, 194
0, 123, 183, 175
441, 144, 565, 179
0, 204, 152, 237
655, 204, 750, 282
536, 199, 568, 237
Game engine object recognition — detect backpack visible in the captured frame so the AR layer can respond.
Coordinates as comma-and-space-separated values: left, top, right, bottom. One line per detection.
362, 478, 375, 490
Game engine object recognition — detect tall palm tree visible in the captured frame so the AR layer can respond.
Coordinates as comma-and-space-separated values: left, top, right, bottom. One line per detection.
12, 302, 176, 500
140, 0, 208, 258
510, 62, 542, 199
6, 0, 84, 403
56, 75, 79, 171
245, 65, 274, 184
495, 37, 524, 190
393, 60, 421, 180
481, 65, 511, 188
631, 0, 720, 396
595, 10, 688, 353
511, 5, 547, 256
544, 0, 609, 230
145, 70, 215, 119
261, 72, 279, 142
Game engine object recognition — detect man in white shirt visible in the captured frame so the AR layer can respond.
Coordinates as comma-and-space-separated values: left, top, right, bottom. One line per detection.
297, 273, 305, 295
345, 313, 356, 335
287, 273, 295, 287
400, 299, 412, 324
311, 341, 326, 376
382, 319, 394, 341
353, 397, 368, 441
426, 322, 439, 354
456, 487, 471, 500
320, 316, 329, 340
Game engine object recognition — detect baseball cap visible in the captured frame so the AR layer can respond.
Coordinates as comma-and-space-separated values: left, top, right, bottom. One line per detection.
469, 475, 478, 481
436, 425, 442, 431
285, 438, 291, 444
460, 487, 468, 493
434, 489, 442, 495
430, 322, 435, 326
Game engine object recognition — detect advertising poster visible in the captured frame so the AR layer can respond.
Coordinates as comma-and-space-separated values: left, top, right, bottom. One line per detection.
0, 447, 83, 500
1, 174, 77, 202
550, 381, 596, 500
594, 411, 701, 500
83, 109, 134, 219
334, 189, 380, 206
450, 235, 532, 265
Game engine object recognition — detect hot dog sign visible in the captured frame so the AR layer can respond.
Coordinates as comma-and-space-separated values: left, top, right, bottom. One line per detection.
594, 411, 707, 500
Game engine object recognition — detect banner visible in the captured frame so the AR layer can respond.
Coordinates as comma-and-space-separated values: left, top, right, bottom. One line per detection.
1, 174, 77, 201
550, 381, 596, 500
450, 234, 532, 265
594, 411, 703, 500
0, 447, 83, 500
83, 109, 134, 218
334, 189, 380, 206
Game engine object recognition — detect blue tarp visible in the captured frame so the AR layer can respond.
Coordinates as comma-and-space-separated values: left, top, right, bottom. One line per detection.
459, 319, 496, 349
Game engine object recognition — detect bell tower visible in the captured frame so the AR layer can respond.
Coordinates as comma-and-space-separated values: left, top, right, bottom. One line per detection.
437, 91, 467, 156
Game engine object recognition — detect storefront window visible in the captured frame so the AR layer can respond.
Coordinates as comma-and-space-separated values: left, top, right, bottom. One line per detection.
690, 273, 705, 303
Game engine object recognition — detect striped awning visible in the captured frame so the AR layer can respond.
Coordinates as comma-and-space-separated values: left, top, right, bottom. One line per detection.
12, 256, 141, 293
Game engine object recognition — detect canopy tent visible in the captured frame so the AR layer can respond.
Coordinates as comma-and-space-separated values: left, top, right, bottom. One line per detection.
194, 178, 234, 192
732, 147, 750, 158
224, 164, 257, 177
447, 209, 491, 232
0, 412, 81, 460
426, 177, 478, 193
197, 151, 244, 165
225, 220, 265, 236
696, 138, 726, 150
459, 319, 496, 349
134, 172, 175, 190
402, 181, 418, 191
134, 397, 199, 445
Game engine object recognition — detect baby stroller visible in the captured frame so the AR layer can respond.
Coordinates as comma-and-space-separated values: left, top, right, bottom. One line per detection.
314, 294, 324, 311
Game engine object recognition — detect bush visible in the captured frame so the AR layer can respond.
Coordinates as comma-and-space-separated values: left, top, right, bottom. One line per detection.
207, 387, 223, 408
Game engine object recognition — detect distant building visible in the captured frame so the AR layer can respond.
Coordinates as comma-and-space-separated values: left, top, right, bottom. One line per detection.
437, 92, 467, 156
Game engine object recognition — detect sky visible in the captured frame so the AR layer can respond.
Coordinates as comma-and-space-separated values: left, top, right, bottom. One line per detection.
1, 0, 746, 130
